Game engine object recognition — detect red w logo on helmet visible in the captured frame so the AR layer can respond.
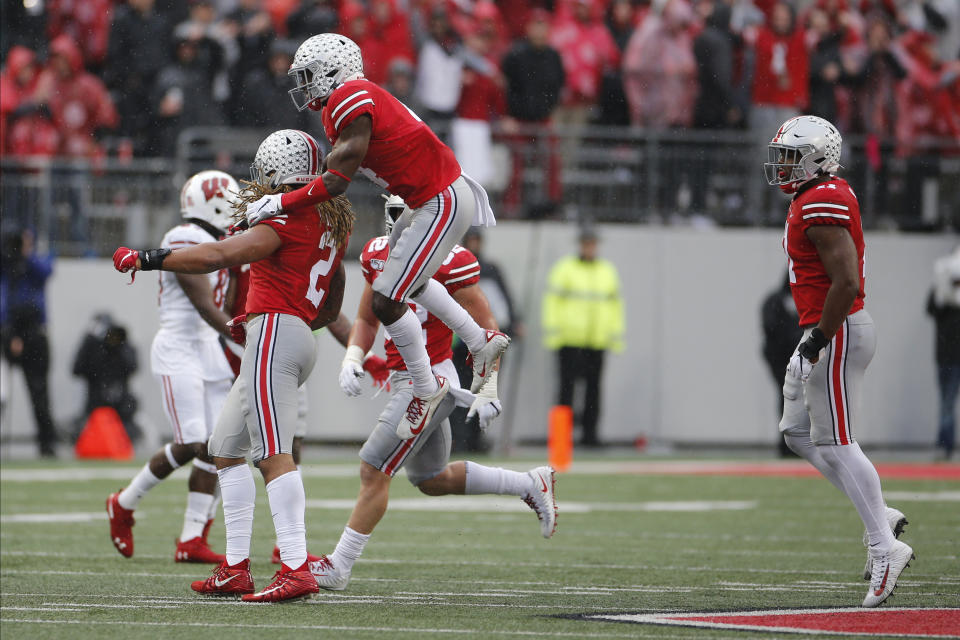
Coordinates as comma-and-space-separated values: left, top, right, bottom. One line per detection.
200, 177, 229, 201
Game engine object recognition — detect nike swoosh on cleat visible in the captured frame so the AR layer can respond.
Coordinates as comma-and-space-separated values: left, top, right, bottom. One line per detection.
874, 565, 890, 596
477, 363, 487, 378
409, 415, 427, 435
538, 475, 548, 493
214, 574, 239, 588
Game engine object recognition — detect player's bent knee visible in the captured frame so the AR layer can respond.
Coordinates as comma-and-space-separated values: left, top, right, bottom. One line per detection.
170, 442, 200, 466
187, 442, 210, 461
371, 291, 404, 323
359, 461, 390, 488
782, 426, 811, 439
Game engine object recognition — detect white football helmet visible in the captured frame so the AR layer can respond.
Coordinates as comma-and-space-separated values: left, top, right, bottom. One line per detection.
765, 115, 842, 188
288, 33, 364, 111
383, 194, 407, 235
180, 170, 239, 233
251, 129, 323, 189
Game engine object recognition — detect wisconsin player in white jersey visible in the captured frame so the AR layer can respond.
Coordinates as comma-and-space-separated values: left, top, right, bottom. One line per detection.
309, 196, 557, 591
242, 33, 509, 443
106, 170, 240, 564
766, 115, 912, 607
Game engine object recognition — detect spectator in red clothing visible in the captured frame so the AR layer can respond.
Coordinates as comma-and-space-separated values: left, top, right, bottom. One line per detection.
1, 47, 45, 156
452, 30, 506, 187
550, 0, 621, 125
746, 1, 809, 222
893, 30, 960, 228
622, 0, 698, 129
33, 35, 118, 159
367, 0, 417, 83
46, 0, 114, 72
471, 1, 511, 63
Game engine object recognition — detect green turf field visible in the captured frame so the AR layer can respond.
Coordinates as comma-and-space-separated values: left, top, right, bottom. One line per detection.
1, 455, 958, 639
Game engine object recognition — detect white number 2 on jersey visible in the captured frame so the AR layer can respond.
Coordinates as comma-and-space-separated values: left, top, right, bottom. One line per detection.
306, 232, 338, 308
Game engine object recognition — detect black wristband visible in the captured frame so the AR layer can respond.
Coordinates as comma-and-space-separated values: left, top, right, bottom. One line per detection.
139, 248, 171, 271
798, 327, 829, 360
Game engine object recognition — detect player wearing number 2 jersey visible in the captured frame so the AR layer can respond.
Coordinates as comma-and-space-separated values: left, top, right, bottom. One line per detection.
113, 130, 351, 603
243, 33, 509, 445
766, 115, 911, 609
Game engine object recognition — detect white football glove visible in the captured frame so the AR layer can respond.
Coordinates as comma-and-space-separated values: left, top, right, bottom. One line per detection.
466, 370, 502, 431
786, 352, 816, 381
786, 328, 829, 382
339, 345, 365, 397
245, 193, 283, 226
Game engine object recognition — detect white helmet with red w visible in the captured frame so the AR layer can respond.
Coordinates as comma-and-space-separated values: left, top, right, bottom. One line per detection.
288, 33, 364, 111
251, 129, 324, 189
180, 170, 240, 232
764, 115, 842, 190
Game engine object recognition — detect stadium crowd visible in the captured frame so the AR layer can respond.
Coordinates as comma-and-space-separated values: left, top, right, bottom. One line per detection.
1, 0, 957, 161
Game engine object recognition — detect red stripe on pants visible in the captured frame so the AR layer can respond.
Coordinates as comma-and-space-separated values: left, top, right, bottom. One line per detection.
162, 376, 183, 443
394, 187, 453, 300
258, 314, 277, 456
832, 325, 848, 445
384, 437, 415, 476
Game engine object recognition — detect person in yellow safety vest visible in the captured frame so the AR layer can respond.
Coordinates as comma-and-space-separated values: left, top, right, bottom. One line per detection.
541, 225, 624, 446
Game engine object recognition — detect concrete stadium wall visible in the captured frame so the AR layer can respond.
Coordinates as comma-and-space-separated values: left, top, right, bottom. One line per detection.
2, 223, 954, 452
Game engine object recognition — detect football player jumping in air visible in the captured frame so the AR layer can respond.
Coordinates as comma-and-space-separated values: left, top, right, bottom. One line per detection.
310, 196, 556, 591
766, 115, 912, 608
114, 129, 351, 602
106, 170, 239, 565
242, 33, 509, 443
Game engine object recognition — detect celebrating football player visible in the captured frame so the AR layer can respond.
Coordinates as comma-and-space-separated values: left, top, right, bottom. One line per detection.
113, 129, 351, 602
766, 115, 912, 608
242, 33, 509, 444
310, 196, 556, 591
106, 170, 239, 565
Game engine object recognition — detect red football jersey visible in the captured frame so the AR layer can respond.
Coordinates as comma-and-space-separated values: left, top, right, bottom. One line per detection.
360, 236, 480, 370
322, 79, 462, 209
783, 176, 865, 326
245, 206, 346, 325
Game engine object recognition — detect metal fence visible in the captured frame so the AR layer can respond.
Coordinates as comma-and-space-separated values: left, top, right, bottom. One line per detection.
2, 124, 958, 257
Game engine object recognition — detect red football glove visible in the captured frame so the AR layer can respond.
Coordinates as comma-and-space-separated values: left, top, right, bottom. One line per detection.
363, 354, 390, 390
227, 315, 247, 346
113, 247, 139, 273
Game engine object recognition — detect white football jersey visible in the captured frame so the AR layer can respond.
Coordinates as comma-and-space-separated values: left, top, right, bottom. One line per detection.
152, 223, 233, 380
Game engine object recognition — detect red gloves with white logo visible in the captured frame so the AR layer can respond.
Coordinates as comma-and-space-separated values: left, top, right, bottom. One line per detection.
362, 354, 390, 391
227, 315, 247, 346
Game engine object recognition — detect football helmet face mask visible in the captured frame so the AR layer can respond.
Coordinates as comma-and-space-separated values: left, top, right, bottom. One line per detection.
764, 115, 842, 193
250, 129, 323, 189
180, 170, 240, 233
383, 194, 407, 235
288, 34, 364, 111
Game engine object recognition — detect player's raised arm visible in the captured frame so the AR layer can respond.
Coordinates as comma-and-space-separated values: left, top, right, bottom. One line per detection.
113, 225, 282, 276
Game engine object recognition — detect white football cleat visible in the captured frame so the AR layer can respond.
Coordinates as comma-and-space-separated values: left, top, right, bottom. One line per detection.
469, 330, 510, 393
522, 466, 557, 539
397, 376, 449, 440
863, 507, 908, 580
862, 539, 914, 607
309, 555, 351, 591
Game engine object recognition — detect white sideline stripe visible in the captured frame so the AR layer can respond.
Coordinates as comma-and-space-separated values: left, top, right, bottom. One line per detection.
0, 465, 358, 482
0, 618, 648, 638
0, 512, 110, 524
883, 490, 960, 502
305, 497, 756, 513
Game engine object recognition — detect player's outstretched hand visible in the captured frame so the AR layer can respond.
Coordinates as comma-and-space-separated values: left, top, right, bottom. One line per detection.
113, 247, 139, 273
363, 354, 390, 390
245, 193, 283, 226
227, 315, 247, 346
339, 345, 365, 397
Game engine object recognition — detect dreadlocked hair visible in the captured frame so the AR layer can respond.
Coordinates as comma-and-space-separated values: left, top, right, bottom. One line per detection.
232, 180, 355, 250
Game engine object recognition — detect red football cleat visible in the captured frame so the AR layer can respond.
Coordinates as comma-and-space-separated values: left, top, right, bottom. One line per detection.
241, 562, 318, 602
106, 491, 135, 558
176, 536, 226, 564
191, 559, 254, 596
270, 546, 322, 564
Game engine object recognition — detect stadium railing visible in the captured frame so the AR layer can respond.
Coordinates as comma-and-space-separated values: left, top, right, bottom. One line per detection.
1, 124, 957, 257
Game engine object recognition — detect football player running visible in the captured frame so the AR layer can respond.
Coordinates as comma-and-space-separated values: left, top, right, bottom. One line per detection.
106, 170, 239, 565
243, 33, 509, 443
767, 115, 912, 608
310, 196, 557, 592
113, 129, 351, 602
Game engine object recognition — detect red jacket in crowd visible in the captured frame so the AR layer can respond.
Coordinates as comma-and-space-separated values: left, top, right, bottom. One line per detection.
33, 35, 118, 158
46, 0, 114, 68
549, 0, 620, 106
751, 23, 809, 109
